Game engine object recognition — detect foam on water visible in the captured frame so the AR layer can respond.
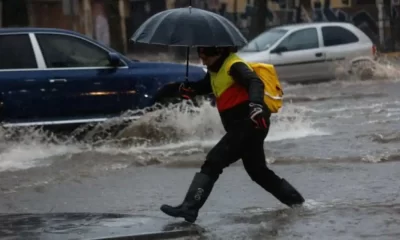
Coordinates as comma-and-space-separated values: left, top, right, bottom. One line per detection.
0, 144, 82, 172
3, 56, 400, 173
282, 56, 400, 94
268, 105, 330, 141
0, 100, 327, 172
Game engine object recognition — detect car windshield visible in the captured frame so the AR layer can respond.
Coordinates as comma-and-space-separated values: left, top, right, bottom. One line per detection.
240, 28, 288, 52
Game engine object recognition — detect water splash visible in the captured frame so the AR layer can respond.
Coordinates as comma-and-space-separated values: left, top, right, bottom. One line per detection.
282, 56, 400, 96
268, 105, 329, 141
0, 100, 325, 172
2, 55, 400, 173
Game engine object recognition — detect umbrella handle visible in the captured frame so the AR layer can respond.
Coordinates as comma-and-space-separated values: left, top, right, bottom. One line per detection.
185, 1, 192, 83
185, 46, 190, 83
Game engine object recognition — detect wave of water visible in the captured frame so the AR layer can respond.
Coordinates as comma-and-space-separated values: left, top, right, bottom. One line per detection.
283, 56, 400, 92
0, 100, 327, 172
2, 57, 400, 173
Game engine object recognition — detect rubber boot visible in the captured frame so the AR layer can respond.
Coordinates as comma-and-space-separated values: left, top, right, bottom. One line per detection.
270, 178, 305, 207
160, 172, 215, 223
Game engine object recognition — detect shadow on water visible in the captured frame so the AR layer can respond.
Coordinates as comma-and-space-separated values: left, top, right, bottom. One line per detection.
0, 212, 203, 240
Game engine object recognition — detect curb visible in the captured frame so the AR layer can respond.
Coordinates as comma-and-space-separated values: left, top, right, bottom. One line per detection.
86, 228, 202, 240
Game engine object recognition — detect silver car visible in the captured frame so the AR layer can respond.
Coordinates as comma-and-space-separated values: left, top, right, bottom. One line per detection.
237, 22, 376, 83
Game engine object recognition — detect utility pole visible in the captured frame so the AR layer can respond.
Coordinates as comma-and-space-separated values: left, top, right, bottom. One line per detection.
104, 0, 124, 53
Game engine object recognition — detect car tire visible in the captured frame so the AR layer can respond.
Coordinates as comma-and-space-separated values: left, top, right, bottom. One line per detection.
350, 60, 375, 80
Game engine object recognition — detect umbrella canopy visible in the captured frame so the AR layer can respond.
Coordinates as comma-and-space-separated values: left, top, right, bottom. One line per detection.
131, 7, 248, 47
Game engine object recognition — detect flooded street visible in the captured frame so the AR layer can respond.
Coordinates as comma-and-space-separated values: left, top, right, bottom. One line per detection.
1, 163, 400, 240
1, 63, 400, 239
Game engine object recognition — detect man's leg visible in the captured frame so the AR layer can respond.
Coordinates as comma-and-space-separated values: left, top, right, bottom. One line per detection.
160, 128, 245, 223
241, 129, 305, 207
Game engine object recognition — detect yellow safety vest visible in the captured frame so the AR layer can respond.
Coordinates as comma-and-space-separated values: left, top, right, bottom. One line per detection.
209, 53, 250, 111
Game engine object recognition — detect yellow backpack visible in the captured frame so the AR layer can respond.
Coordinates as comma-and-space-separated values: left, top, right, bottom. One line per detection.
248, 63, 283, 113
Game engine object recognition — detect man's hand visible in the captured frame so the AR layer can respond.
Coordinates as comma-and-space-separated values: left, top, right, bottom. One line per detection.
179, 82, 196, 100
249, 103, 268, 129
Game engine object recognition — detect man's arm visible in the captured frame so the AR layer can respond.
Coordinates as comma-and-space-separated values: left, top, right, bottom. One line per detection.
229, 61, 271, 128
186, 72, 212, 96
229, 62, 265, 105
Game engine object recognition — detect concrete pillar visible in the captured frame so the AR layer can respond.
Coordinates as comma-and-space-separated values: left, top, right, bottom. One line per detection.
119, 0, 128, 54
83, 0, 93, 38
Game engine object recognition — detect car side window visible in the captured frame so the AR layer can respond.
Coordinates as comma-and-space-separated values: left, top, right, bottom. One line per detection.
322, 26, 359, 47
0, 34, 38, 70
36, 34, 117, 68
278, 28, 319, 52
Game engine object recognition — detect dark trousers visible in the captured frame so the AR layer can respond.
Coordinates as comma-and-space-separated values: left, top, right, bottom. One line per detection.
200, 120, 282, 194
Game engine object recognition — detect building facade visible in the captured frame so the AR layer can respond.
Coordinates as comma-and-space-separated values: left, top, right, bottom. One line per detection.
1, 0, 399, 53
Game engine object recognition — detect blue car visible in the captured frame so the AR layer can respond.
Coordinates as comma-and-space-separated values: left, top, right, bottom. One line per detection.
0, 28, 206, 128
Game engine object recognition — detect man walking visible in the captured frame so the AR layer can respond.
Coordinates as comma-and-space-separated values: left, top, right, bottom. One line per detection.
160, 46, 305, 223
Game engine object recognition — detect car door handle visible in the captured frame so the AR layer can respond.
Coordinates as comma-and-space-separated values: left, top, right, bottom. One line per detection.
49, 78, 67, 83
315, 52, 324, 57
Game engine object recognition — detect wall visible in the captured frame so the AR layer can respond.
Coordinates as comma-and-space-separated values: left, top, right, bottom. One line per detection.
309, 0, 400, 51
164, 0, 400, 51
29, 0, 83, 34
92, 0, 110, 47
10, 0, 398, 56
1, 0, 29, 27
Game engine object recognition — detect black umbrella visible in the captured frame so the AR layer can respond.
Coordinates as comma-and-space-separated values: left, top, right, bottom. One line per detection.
131, 3, 247, 82
131, 7, 247, 47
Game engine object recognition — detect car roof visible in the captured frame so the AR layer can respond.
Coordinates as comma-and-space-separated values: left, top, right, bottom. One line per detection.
0, 27, 126, 56
0, 27, 85, 35
273, 22, 356, 31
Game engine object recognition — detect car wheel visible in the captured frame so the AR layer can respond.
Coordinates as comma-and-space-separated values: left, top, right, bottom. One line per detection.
350, 60, 375, 80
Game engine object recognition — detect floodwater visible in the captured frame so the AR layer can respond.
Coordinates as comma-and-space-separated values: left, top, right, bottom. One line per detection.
1, 59, 400, 240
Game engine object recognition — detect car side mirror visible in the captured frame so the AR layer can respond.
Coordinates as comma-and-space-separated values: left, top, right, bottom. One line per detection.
108, 52, 121, 67
271, 46, 288, 54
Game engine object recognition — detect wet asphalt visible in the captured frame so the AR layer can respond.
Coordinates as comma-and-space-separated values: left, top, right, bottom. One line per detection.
1, 72, 400, 239
1, 161, 400, 239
